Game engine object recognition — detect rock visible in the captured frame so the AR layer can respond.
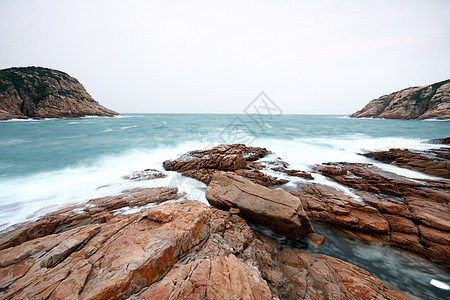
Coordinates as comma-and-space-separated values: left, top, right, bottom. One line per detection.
425, 137, 450, 144
0, 196, 415, 299
163, 143, 311, 186
206, 172, 314, 239
0, 200, 210, 299
122, 168, 167, 181
302, 232, 325, 248
0, 66, 119, 120
364, 148, 450, 179
349, 79, 450, 119
0, 187, 183, 250
292, 162, 450, 264
130, 254, 273, 300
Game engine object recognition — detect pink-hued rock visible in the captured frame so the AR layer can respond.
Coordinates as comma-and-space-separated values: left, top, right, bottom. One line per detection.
206, 172, 314, 239
290, 162, 450, 264
163, 143, 312, 186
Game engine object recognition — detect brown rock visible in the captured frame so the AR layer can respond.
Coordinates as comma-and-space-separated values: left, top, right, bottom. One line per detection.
163, 143, 308, 186
206, 172, 313, 239
364, 148, 450, 179
349, 79, 450, 120
0, 66, 119, 120
0, 196, 415, 300
0, 187, 183, 251
304, 161, 450, 264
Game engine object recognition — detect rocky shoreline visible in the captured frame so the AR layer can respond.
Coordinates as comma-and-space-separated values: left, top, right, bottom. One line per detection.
0, 143, 449, 299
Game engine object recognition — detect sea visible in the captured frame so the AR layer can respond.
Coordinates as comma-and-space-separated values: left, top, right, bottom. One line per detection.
0, 114, 449, 299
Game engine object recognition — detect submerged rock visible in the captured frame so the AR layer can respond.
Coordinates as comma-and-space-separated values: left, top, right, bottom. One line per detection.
206, 172, 314, 239
0, 66, 119, 120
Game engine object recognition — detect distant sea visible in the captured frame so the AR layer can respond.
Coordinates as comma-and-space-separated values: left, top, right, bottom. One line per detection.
1, 114, 449, 299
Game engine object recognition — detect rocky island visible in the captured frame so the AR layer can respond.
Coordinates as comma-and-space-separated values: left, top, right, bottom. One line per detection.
0, 67, 118, 120
0, 143, 448, 299
350, 79, 450, 119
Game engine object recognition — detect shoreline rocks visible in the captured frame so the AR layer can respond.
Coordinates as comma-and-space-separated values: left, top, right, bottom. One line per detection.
0, 198, 415, 300
1, 142, 449, 299
206, 172, 314, 239
363, 148, 450, 179
163, 143, 313, 186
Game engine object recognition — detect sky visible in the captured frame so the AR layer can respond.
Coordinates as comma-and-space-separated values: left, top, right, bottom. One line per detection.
0, 0, 449, 114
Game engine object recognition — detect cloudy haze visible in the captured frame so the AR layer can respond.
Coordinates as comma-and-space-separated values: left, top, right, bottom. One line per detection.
1, 0, 449, 114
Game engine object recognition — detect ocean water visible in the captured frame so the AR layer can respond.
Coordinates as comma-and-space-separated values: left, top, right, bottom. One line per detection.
0, 114, 449, 298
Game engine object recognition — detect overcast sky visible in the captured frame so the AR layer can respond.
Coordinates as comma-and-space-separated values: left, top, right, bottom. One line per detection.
1, 0, 449, 114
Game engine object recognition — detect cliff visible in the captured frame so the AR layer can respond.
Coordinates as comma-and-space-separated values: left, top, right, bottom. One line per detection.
349, 79, 450, 119
0, 66, 119, 120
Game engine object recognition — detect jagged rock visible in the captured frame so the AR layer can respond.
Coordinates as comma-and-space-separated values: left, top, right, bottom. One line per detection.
349, 79, 450, 119
0, 198, 415, 299
426, 137, 450, 144
122, 168, 167, 181
0, 66, 118, 120
364, 148, 450, 179
206, 172, 314, 239
290, 162, 450, 263
0, 187, 183, 251
163, 143, 313, 186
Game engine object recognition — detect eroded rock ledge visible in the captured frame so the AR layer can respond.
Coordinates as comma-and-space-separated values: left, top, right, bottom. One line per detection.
0, 197, 412, 299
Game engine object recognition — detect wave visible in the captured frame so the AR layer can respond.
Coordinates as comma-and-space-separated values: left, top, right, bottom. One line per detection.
0, 135, 443, 232
0, 141, 208, 232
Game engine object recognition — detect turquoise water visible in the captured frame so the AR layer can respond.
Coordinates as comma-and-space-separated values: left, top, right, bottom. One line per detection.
1, 114, 448, 179
0, 114, 449, 299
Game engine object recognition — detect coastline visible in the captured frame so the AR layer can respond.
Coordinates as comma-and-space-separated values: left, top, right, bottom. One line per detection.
0, 141, 449, 299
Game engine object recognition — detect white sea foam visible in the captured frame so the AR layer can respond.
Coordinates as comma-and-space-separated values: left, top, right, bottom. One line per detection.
120, 125, 138, 130
0, 141, 209, 232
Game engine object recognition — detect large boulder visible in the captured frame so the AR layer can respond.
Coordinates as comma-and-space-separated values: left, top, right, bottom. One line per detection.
206, 172, 314, 239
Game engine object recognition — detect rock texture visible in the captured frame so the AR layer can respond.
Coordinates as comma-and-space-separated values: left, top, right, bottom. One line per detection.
0, 66, 118, 120
0, 187, 183, 250
349, 79, 450, 119
0, 198, 413, 300
206, 172, 314, 239
163, 143, 313, 186
364, 148, 450, 179
290, 162, 450, 264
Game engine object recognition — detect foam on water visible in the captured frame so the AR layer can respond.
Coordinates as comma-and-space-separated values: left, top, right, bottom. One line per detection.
0, 141, 209, 231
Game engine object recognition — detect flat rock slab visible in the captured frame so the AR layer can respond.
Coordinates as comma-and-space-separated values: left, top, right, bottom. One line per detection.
206, 172, 314, 239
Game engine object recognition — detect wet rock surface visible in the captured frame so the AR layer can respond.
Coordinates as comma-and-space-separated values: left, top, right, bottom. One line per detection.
364, 148, 450, 179
0, 187, 183, 251
289, 162, 450, 264
163, 143, 313, 186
